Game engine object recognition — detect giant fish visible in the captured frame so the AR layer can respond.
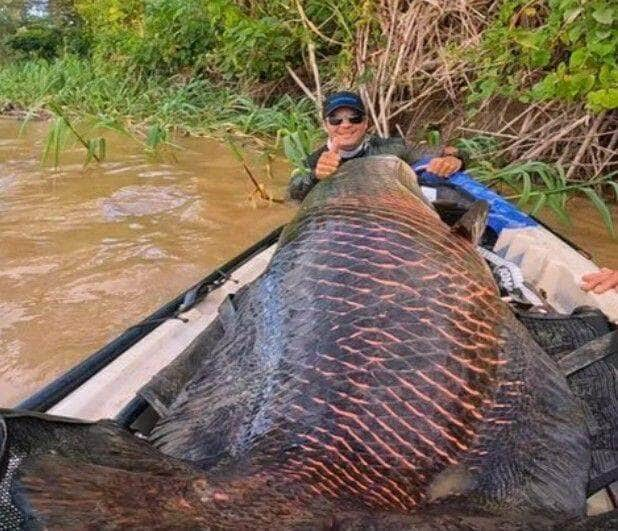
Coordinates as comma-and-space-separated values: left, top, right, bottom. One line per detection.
0, 156, 614, 529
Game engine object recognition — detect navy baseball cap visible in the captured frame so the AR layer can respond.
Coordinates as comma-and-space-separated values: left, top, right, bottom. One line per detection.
323, 91, 365, 117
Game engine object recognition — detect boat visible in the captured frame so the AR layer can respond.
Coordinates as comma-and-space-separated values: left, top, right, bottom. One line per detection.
9, 163, 618, 518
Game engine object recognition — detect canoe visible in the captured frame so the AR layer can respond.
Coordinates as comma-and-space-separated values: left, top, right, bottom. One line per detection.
15, 163, 618, 514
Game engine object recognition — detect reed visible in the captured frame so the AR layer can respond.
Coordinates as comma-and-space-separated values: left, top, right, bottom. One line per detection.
470, 159, 616, 237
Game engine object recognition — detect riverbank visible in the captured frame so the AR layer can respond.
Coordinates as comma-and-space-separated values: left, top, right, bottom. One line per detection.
2, 1, 616, 177
0, 55, 323, 156
2, 2, 616, 233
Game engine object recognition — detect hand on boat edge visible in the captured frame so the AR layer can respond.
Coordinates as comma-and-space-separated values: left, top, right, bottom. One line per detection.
581, 267, 618, 294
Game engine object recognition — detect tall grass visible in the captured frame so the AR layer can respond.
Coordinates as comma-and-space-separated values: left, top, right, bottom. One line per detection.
465, 140, 617, 237
0, 55, 320, 149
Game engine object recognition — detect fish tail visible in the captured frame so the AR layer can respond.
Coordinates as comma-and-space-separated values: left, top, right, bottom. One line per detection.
0, 409, 213, 529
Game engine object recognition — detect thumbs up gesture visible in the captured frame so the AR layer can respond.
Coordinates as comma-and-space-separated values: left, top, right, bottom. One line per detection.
315, 141, 342, 180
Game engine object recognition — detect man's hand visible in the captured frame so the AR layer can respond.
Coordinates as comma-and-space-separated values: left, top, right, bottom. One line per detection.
426, 155, 462, 178
581, 268, 618, 294
315, 143, 341, 180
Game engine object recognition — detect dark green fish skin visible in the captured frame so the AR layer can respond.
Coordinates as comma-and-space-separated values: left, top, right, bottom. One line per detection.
0, 157, 600, 529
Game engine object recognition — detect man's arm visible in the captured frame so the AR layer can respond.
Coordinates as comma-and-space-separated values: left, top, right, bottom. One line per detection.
375, 137, 463, 177
287, 146, 328, 202
403, 143, 464, 175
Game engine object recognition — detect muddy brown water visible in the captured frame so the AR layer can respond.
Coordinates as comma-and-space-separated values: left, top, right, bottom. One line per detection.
0, 119, 294, 406
0, 119, 616, 407
535, 197, 618, 270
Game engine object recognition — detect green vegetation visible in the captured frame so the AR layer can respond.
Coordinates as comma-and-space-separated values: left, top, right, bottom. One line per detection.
0, 1, 616, 231
470, 0, 617, 111
473, 159, 617, 235
0, 56, 318, 135
0, 1, 331, 149
456, 133, 617, 235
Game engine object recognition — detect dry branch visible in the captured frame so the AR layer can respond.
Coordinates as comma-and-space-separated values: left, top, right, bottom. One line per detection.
286, 65, 318, 104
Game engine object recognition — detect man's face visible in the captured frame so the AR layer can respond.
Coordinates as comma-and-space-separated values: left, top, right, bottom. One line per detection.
323, 107, 368, 151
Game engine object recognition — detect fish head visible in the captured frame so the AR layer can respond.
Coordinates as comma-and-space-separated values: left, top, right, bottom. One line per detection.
302, 155, 437, 216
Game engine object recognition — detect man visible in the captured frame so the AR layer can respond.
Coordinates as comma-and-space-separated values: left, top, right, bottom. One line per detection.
288, 91, 463, 202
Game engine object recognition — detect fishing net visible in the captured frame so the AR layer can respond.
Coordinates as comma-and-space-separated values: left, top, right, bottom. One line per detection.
0, 448, 24, 530
571, 349, 618, 493
0, 412, 202, 529
517, 307, 612, 358
518, 308, 618, 494
1, 414, 60, 530
556, 330, 618, 495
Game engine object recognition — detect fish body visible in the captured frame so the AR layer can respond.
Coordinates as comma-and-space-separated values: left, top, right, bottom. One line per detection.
149, 155, 588, 518
0, 157, 595, 528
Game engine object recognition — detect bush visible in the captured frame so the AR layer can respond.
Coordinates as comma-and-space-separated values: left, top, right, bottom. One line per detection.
72, 0, 305, 84
469, 0, 617, 111
134, 0, 217, 75
5, 24, 62, 60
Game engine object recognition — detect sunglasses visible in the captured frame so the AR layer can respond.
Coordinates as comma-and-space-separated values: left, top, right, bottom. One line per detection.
326, 114, 365, 126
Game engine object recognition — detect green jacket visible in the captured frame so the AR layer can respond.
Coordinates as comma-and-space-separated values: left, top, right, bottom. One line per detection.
287, 135, 442, 202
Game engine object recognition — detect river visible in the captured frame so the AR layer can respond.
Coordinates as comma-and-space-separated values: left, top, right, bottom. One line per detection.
0, 119, 294, 406
0, 119, 616, 406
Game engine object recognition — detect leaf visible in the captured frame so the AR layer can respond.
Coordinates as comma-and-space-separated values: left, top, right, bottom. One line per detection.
513, 29, 538, 50
581, 187, 615, 238
85, 139, 94, 165
145, 124, 167, 152
592, 7, 614, 25
53, 119, 63, 168
534, 162, 559, 191
547, 193, 571, 225
598, 65, 618, 88
570, 73, 596, 96
555, 164, 567, 187
530, 194, 547, 216
563, 7, 582, 25
569, 47, 588, 68
587, 88, 618, 111
607, 181, 618, 201
98, 137, 106, 161
225, 135, 244, 162
517, 172, 532, 207
587, 39, 614, 57
478, 78, 499, 99
531, 48, 552, 67
427, 130, 441, 147
530, 74, 557, 100
567, 24, 584, 44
